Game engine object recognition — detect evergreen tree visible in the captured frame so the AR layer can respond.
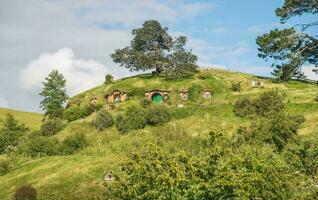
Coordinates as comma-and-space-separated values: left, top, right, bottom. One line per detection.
39, 70, 68, 117
256, 0, 318, 81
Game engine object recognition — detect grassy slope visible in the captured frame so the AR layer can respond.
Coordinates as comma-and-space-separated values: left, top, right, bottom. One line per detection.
1, 68, 318, 199
0, 107, 43, 130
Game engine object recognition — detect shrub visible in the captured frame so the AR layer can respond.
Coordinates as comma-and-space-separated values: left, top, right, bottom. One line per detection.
170, 106, 196, 119
40, 119, 63, 136
21, 136, 58, 157
92, 110, 114, 131
125, 105, 147, 130
145, 105, 171, 125
233, 97, 254, 117
59, 133, 88, 155
0, 114, 28, 154
115, 114, 130, 134
104, 74, 114, 84
13, 185, 37, 200
254, 90, 285, 116
231, 82, 241, 92
0, 159, 10, 175
188, 84, 203, 102
63, 105, 84, 122
115, 105, 146, 133
49, 108, 64, 119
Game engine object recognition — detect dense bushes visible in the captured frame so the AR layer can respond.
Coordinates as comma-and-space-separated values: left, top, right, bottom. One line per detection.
92, 110, 114, 131
13, 185, 37, 200
0, 114, 28, 154
188, 84, 203, 101
59, 133, 88, 155
20, 136, 58, 157
40, 119, 64, 136
234, 90, 285, 117
145, 105, 171, 125
115, 105, 146, 133
233, 97, 254, 117
115, 114, 130, 134
63, 105, 84, 122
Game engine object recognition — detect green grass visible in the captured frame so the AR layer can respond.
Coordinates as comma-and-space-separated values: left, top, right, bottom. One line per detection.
1, 68, 318, 199
0, 107, 43, 130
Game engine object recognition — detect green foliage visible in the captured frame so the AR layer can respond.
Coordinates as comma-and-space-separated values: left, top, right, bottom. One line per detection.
284, 135, 318, 177
92, 109, 114, 131
170, 106, 196, 119
254, 90, 285, 116
233, 97, 254, 117
20, 136, 58, 157
49, 108, 64, 119
234, 90, 285, 117
13, 185, 37, 200
188, 84, 203, 102
256, 0, 318, 81
63, 105, 84, 122
145, 105, 171, 125
104, 74, 114, 84
58, 133, 88, 155
0, 114, 28, 154
211, 144, 293, 199
0, 158, 10, 175
40, 119, 64, 136
115, 114, 130, 134
105, 145, 205, 199
231, 82, 241, 92
40, 70, 69, 117
244, 112, 304, 150
111, 20, 198, 80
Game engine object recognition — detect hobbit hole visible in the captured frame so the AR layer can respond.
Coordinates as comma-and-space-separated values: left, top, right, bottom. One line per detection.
145, 90, 170, 104
105, 90, 127, 103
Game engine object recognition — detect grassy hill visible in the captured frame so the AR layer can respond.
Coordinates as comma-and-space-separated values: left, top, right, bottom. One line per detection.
1, 68, 318, 199
0, 107, 43, 130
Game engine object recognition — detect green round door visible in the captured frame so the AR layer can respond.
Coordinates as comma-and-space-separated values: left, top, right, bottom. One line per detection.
152, 93, 163, 104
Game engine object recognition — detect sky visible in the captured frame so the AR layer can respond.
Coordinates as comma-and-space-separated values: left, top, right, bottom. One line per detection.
0, 0, 317, 112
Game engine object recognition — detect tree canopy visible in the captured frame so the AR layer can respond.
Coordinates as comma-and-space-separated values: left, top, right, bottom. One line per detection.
111, 20, 198, 80
256, 0, 318, 81
39, 70, 68, 117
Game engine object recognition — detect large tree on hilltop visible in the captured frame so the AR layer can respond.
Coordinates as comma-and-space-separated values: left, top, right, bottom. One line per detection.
111, 20, 198, 80
256, 0, 318, 81
40, 70, 68, 117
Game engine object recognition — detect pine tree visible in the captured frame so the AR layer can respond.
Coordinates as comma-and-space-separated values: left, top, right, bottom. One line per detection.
39, 70, 68, 117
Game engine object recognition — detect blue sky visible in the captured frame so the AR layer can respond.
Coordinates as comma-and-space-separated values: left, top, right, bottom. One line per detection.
0, 0, 317, 112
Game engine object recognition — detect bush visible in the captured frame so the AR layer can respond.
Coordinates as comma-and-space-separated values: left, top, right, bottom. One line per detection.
233, 97, 254, 117
49, 108, 64, 119
145, 105, 171, 125
13, 185, 37, 200
125, 105, 147, 130
115, 114, 130, 134
188, 84, 203, 102
231, 82, 241, 92
59, 133, 88, 155
40, 119, 63, 136
170, 106, 196, 119
115, 105, 146, 133
63, 105, 84, 122
254, 90, 285, 116
21, 136, 58, 157
92, 110, 114, 131
0, 159, 10, 175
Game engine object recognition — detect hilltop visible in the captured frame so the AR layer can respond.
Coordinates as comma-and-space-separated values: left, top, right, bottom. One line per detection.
1, 68, 318, 199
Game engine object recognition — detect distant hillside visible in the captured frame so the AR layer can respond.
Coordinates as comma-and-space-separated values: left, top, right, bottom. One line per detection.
0, 107, 43, 130
1, 68, 318, 199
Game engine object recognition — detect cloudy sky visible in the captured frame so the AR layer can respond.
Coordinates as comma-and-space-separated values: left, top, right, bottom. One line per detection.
0, 0, 317, 112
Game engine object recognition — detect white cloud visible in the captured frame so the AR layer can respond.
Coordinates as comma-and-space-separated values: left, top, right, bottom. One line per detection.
20, 48, 107, 96
211, 26, 227, 34
303, 65, 318, 81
